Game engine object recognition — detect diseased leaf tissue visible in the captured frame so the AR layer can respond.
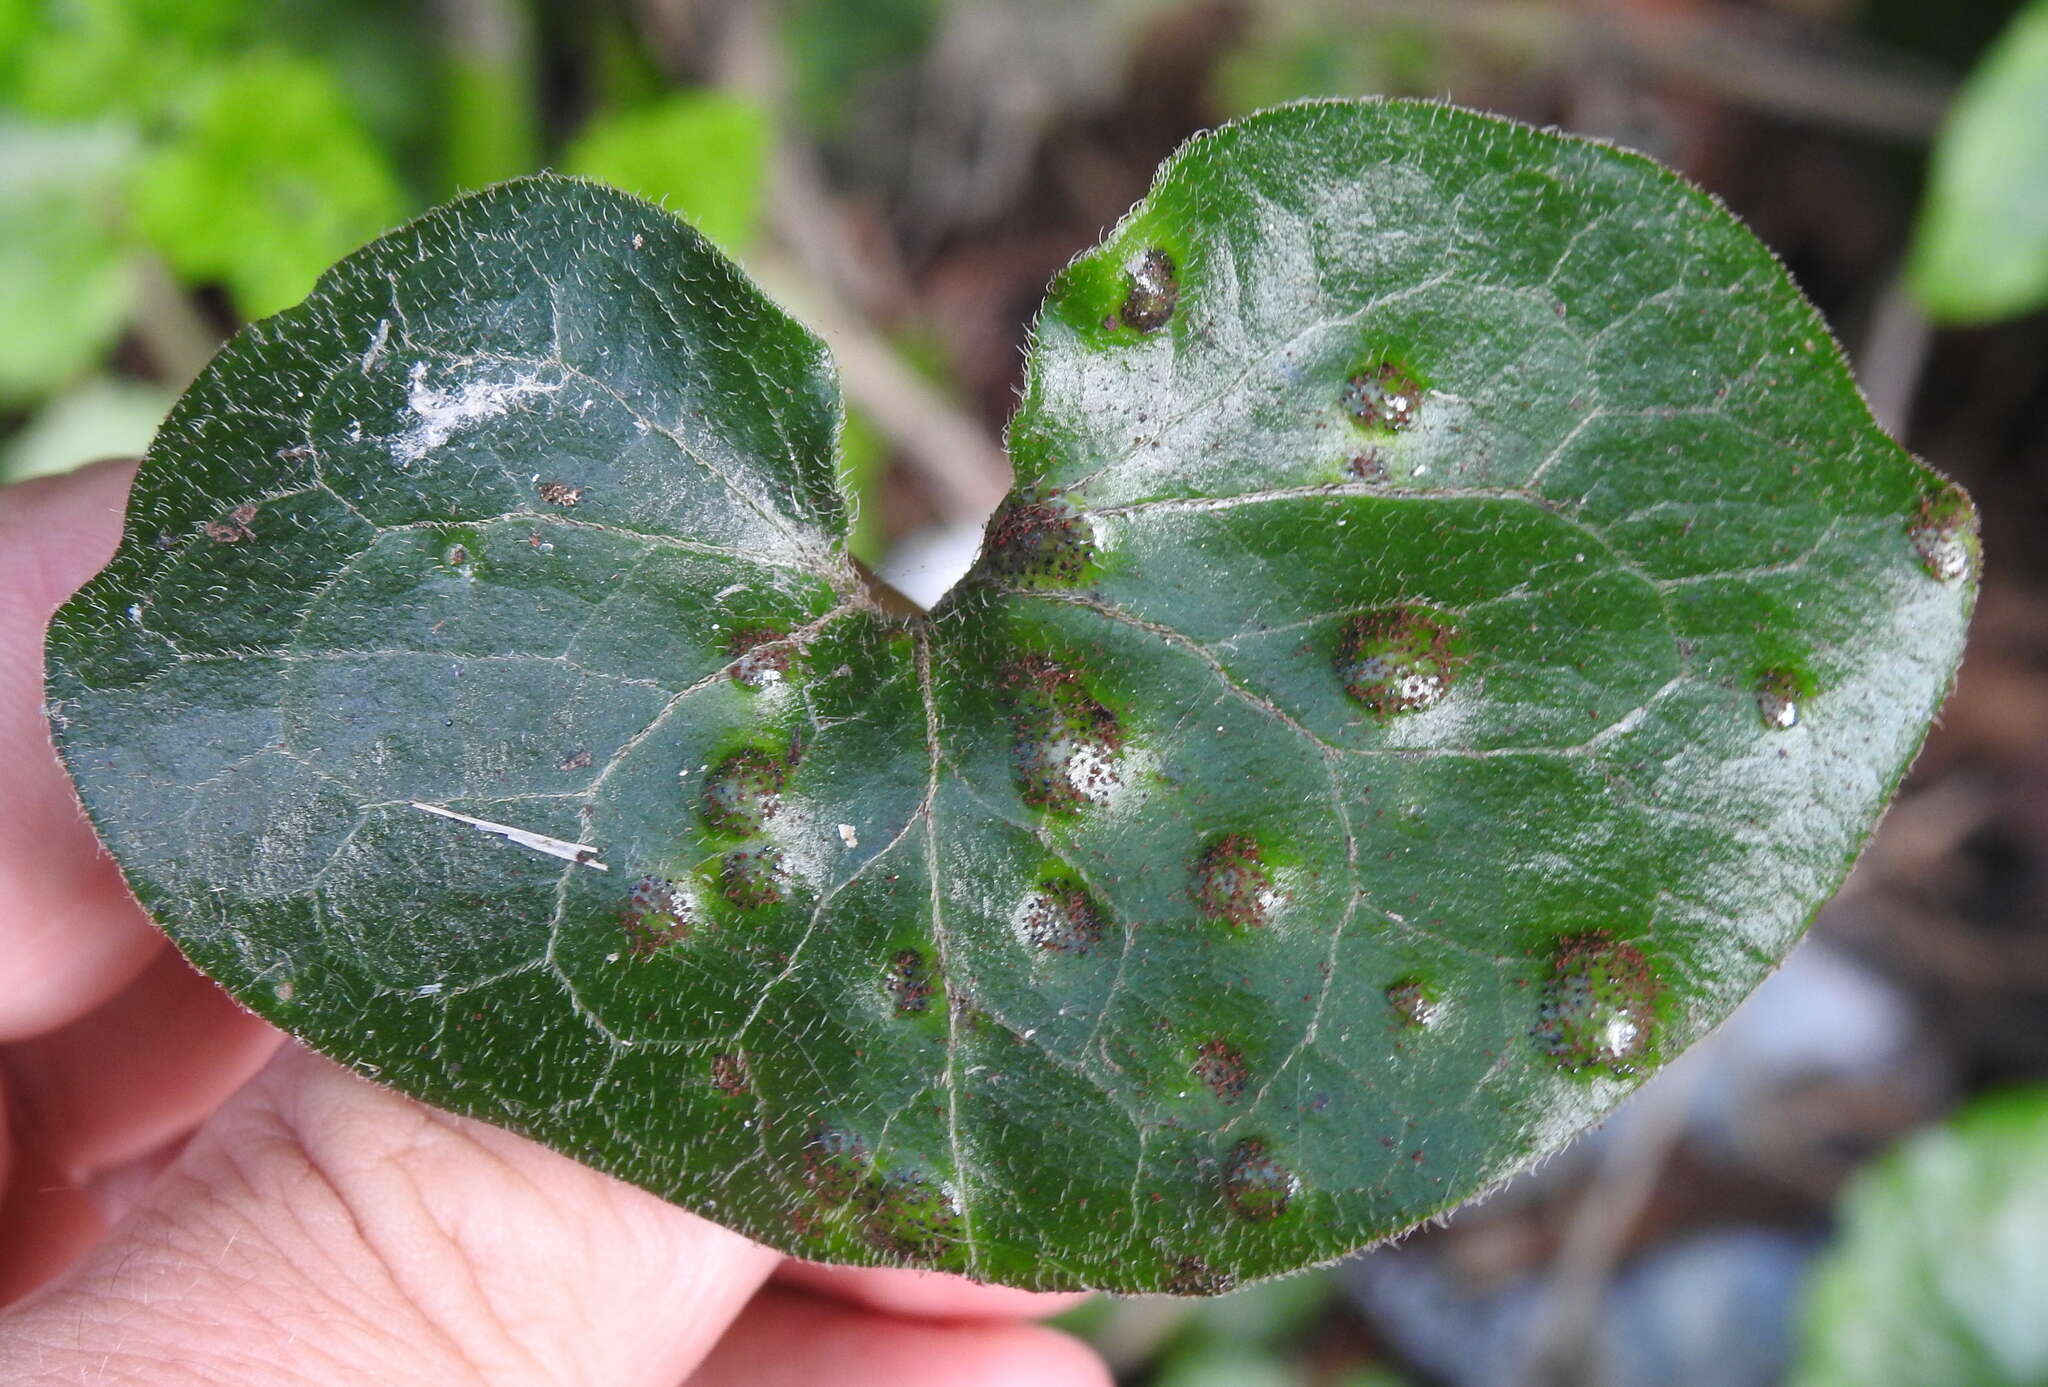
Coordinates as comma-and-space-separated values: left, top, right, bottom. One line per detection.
46, 100, 1973, 1292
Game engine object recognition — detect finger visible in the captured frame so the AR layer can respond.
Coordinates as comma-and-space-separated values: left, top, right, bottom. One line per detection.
0, 1045, 781, 1386
2, 944, 280, 1183
776, 1261, 1091, 1320
0, 461, 162, 1041
686, 1286, 1112, 1387
0, 1140, 105, 1309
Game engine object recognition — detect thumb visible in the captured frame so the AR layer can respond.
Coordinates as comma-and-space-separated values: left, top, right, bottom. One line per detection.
0, 1044, 779, 1386
0, 460, 163, 1042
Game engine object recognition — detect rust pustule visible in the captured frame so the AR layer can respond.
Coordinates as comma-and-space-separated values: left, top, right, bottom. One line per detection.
981, 490, 1096, 586
1003, 656, 1124, 811
622, 875, 691, 957
203, 503, 260, 543
1194, 1038, 1250, 1103
719, 848, 784, 908
1342, 361, 1424, 432
1334, 605, 1467, 718
1222, 1139, 1300, 1222
1118, 248, 1179, 333
1019, 882, 1107, 955
1347, 450, 1389, 481
726, 626, 793, 689
802, 1126, 869, 1205
709, 1051, 749, 1096
1531, 932, 1661, 1074
701, 749, 787, 836
1164, 1257, 1236, 1296
1907, 484, 1976, 582
886, 947, 935, 1014
1194, 833, 1276, 928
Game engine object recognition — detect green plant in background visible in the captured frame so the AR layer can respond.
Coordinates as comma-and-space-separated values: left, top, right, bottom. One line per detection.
1059, 1271, 1395, 1387
1210, 3, 1444, 117
0, 0, 778, 483
1908, 0, 2048, 323
0, 0, 421, 395
0, 119, 135, 410
1793, 1086, 2048, 1386
43, 98, 1971, 1292
130, 53, 406, 320
565, 91, 772, 254
781, 0, 940, 135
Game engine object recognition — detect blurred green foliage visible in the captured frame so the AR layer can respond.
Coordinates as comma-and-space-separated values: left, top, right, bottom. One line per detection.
0, 377, 177, 482
1210, 5, 1443, 116
565, 91, 771, 253
835, 406, 891, 567
1054, 1268, 1417, 1387
782, 0, 939, 132
1793, 1086, 2048, 1386
0, 0, 775, 483
0, 121, 132, 407
1148, 1275, 1338, 1387
131, 53, 405, 319
1908, 0, 2048, 323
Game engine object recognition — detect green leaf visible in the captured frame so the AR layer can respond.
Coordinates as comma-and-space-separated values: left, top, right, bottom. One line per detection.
45, 101, 1972, 1293
0, 120, 135, 407
1154, 1344, 1300, 1387
0, 0, 256, 120
1792, 1088, 2048, 1387
1907, 0, 2048, 324
563, 91, 771, 254
129, 53, 405, 319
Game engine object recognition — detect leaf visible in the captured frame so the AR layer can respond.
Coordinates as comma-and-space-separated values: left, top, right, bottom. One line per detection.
129, 52, 405, 319
563, 91, 772, 255
45, 100, 1973, 1293
1792, 1087, 2048, 1387
1907, 0, 2048, 324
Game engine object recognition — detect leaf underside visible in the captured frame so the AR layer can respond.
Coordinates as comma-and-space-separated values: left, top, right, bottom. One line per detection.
46, 100, 1974, 1293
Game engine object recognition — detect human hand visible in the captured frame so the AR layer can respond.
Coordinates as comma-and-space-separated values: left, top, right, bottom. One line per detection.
0, 461, 1109, 1386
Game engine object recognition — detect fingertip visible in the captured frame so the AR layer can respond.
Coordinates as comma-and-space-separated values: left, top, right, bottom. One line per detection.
0, 457, 159, 1042
5, 943, 281, 1179
776, 1260, 1092, 1321
8, 1045, 787, 1383
688, 1286, 1113, 1387
0, 1140, 107, 1309
0, 862, 161, 1044
0, 458, 138, 608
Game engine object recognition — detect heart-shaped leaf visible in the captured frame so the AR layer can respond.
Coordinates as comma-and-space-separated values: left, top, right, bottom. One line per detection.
46, 100, 1974, 1293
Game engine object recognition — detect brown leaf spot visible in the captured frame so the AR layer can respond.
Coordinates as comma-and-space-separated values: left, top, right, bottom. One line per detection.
1194, 1038, 1249, 1103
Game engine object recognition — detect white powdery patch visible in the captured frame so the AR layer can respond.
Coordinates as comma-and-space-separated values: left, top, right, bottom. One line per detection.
1603, 1014, 1641, 1058
1063, 740, 1119, 805
1757, 690, 1800, 730
389, 361, 559, 466
1910, 525, 1970, 583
